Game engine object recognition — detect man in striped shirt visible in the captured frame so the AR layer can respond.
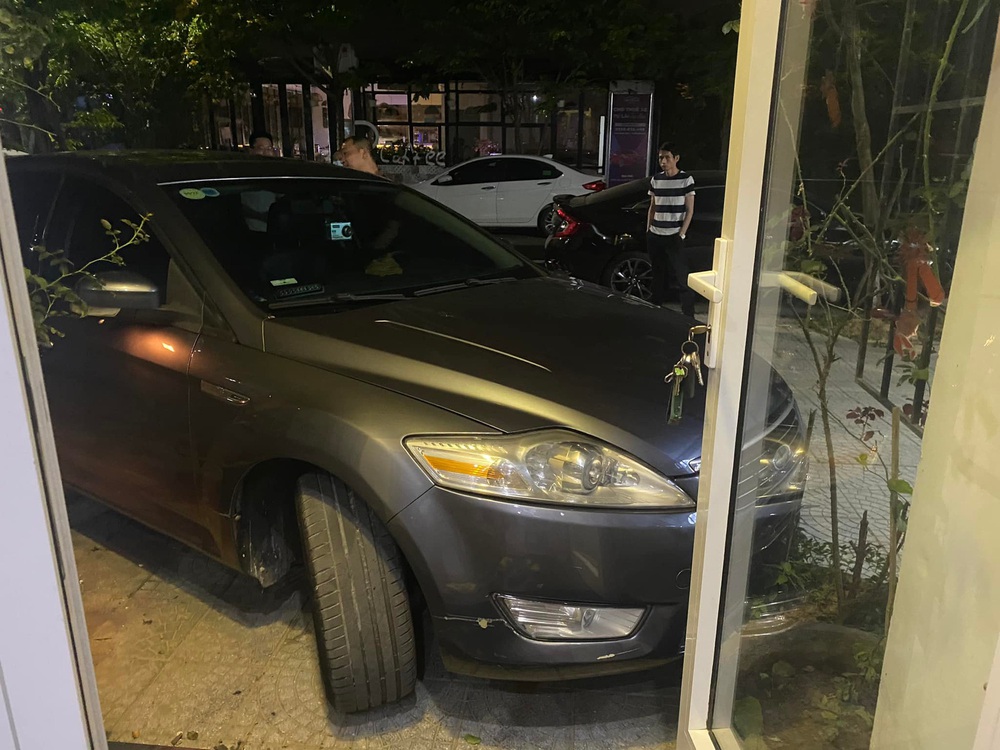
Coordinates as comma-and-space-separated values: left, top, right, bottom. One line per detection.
647, 142, 696, 316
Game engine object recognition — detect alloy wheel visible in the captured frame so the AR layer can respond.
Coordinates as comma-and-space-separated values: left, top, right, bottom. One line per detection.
609, 257, 654, 300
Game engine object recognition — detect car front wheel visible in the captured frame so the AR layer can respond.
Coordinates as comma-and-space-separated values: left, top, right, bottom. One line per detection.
602, 251, 654, 301
295, 472, 417, 712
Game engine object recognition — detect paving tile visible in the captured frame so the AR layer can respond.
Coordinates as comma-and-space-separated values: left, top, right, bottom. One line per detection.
167, 577, 302, 666
108, 656, 266, 747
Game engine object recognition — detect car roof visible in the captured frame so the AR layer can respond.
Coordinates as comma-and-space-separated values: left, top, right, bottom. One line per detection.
5, 149, 380, 185
562, 169, 725, 209
451, 154, 567, 167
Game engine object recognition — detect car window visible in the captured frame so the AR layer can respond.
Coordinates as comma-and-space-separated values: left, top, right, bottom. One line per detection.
503, 158, 562, 182
166, 178, 538, 313
444, 159, 505, 185
46, 178, 171, 294
8, 171, 61, 265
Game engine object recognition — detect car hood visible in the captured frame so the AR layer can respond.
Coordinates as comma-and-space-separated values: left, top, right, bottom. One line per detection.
263, 277, 710, 475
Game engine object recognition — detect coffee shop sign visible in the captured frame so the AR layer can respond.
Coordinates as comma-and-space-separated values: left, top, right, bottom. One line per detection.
376, 148, 448, 167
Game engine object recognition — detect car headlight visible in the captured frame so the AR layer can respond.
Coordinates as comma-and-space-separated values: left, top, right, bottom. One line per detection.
757, 434, 807, 500
688, 405, 808, 503
404, 429, 693, 508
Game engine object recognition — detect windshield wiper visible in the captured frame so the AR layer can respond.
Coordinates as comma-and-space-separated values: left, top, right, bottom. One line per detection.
268, 291, 406, 310
413, 276, 519, 297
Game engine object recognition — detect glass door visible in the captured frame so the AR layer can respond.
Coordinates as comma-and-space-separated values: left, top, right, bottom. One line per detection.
677, 1, 1000, 748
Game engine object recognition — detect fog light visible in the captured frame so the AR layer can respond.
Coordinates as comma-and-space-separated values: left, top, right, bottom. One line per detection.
495, 595, 644, 640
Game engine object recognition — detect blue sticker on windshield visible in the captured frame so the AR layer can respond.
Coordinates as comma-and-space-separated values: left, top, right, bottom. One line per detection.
200, 187, 220, 197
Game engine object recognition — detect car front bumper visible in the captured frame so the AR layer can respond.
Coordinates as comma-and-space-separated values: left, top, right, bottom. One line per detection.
388, 484, 801, 681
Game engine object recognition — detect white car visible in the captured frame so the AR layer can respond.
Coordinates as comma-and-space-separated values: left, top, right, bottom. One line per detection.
413, 155, 605, 233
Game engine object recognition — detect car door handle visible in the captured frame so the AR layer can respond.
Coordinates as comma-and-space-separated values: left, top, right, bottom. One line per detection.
537, 181, 552, 186
201, 381, 250, 405
481, 185, 496, 190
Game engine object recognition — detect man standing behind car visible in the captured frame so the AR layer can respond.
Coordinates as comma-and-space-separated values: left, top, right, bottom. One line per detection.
647, 142, 696, 316
336, 135, 381, 176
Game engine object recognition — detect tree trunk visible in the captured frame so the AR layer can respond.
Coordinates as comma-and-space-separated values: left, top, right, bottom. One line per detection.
849, 510, 869, 599
842, 0, 880, 230
23, 58, 63, 153
819, 375, 846, 610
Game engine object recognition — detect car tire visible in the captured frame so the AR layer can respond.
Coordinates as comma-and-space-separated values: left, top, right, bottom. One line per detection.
537, 203, 557, 235
295, 472, 417, 713
602, 250, 654, 301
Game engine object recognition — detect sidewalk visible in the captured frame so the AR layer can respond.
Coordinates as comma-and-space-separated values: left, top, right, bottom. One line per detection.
770, 317, 925, 552
72, 494, 681, 750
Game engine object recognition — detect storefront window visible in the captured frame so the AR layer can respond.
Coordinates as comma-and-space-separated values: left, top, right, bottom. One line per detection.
456, 90, 502, 122
452, 123, 502, 159
504, 125, 548, 156
412, 93, 443, 123
352, 82, 606, 167
504, 94, 549, 125
374, 92, 408, 122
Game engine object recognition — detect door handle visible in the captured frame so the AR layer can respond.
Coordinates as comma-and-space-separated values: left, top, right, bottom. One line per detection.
201, 381, 250, 405
481, 185, 496, 191
537, 181, 552, 186
688, 271, 724, 303
762, 271, 841, 304
686, 237, 732, 369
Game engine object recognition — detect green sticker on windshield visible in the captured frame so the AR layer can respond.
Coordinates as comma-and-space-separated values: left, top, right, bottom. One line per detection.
179, 187, 206, 200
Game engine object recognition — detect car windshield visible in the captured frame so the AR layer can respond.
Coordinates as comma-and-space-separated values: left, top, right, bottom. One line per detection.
164, 177, 537, 311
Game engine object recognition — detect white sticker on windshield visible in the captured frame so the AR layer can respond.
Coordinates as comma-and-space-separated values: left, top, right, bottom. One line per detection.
269, 278, 299, 287
327, 221, 353, 241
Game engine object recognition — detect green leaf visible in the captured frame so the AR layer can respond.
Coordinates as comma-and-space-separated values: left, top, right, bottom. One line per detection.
100, 219, 112, 230
856, 453, 869, 465
463, 735, 482, 745
772, 660, 796, 678
888, 479, 914, 495
911, 368, 930, 381
3, 45, 14, 55
733, 696, 764, 737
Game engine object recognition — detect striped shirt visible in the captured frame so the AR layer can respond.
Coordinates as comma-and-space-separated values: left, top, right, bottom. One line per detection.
648, 171, 695, 236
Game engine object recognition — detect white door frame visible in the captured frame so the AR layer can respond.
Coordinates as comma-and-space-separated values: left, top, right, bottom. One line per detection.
0, 144, 106, 748
675, 0, 785, 747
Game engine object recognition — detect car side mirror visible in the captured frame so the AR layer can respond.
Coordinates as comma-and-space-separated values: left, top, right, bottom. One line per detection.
434, 174, 454, 185
76, 270, 161, 315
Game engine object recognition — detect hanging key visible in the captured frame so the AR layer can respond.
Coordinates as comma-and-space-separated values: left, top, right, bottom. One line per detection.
667, 362, 688, 424
680, 339, 705, 390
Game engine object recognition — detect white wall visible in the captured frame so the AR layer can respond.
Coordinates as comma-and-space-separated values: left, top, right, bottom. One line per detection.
872, 18, 1000, 749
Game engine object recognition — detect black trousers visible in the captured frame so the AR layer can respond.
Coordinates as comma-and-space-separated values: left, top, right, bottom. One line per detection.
647, 231, 696, 315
